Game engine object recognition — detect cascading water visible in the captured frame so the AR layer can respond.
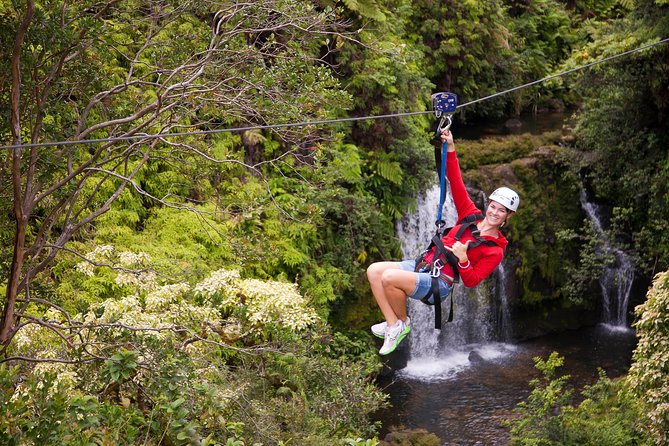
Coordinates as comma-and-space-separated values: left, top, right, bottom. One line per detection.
494, 262, 513, 341
395, 185, 515, 380
579, 190, 634, 328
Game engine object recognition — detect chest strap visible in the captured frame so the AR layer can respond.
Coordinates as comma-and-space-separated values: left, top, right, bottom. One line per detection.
416, 214, 497, 329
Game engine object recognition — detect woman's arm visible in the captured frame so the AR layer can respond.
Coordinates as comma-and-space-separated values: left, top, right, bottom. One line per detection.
457, 248, 503, 287
441, 130, 479, 218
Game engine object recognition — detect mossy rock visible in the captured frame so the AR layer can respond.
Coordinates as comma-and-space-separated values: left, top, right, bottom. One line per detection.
379, 426, 440, 446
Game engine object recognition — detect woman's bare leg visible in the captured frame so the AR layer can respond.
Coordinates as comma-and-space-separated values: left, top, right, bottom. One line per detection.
367, 262, 418, 325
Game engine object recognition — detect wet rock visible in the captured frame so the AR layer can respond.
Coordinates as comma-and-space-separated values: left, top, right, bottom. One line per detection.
504, 118, 523, 133
468, 350, 485, 363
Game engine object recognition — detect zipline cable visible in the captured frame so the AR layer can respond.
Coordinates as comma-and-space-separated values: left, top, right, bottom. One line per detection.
2, 36, 668, 151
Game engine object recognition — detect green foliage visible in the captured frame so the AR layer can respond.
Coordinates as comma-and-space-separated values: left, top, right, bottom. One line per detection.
345, 438, 379, 446
508, 353, 649, 445
104, 348, 139, 384
508, 352, 572, 444
6, 252, 387, 445
319, 331, 383, 376
555, 224, 613, 305
629, 269, 669, 445
404, 0, 515, 118
456, 132, 562, 169
565, 2, 669, 276
333, 0, 438, 218
557, 372, 649, 446
341, 0, 386, 21
507, 0, 575, 113
565, 0, 635, 20
0, 365, 148, 445
511, 153, 585, 306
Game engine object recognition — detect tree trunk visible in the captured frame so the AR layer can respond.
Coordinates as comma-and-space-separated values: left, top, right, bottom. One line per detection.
0, 0, 35, 346
0, 218, 27, 345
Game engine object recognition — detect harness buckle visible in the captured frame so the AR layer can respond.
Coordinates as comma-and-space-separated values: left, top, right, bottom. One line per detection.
431, 258, 444, 278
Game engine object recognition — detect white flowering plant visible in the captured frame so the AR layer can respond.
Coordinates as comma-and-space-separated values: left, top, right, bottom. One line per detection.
629, 270, 669, 446
3, 243, 387, 446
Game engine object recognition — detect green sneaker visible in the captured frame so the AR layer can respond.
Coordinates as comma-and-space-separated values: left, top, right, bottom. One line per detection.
371, 317, 411, 339
371, 321, 387, 339
379, 319, 411, 355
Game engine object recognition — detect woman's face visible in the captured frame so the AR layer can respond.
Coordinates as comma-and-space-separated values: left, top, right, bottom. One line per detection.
486, 200, 510, 227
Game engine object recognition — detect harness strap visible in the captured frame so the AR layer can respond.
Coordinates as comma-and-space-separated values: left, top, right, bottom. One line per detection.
419, 272, 454, 329
436, 141, 448, 224
430, 277, 442, 328
416, 213, 497, 329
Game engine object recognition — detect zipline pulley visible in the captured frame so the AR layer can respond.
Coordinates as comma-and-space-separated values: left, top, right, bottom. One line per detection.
431, 92, 457, 135
431, 92, 458, 227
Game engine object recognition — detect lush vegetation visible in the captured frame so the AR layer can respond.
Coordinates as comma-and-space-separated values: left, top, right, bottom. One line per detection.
507, 269, 669, 446
629, 270, 669, 445
507, 352, 650, 445
1, 0, 669, 444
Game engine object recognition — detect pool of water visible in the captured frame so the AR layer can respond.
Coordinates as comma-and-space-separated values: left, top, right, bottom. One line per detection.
374, 324, 637, 445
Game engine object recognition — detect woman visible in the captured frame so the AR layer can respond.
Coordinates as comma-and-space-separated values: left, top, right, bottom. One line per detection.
366, 129, 519, 355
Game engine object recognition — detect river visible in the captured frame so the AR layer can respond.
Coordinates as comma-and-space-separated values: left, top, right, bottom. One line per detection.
375, 324, 637, 445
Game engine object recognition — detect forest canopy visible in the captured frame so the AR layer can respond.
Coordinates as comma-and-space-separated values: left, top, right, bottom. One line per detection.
1, 0, 669, 444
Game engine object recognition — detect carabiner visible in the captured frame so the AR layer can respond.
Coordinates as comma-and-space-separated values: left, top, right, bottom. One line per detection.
437, 114, 452, 133
431, 258, 444, 278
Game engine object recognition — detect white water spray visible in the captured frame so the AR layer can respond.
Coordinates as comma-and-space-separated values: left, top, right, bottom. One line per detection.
579, 190, 634, 327
395, 185, 515, 380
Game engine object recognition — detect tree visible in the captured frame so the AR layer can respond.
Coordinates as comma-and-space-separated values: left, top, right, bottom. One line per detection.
0, 0, 352, 346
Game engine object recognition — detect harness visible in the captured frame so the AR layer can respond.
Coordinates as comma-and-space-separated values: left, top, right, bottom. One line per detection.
415, 92, 497, 329
414, 214, 498, 329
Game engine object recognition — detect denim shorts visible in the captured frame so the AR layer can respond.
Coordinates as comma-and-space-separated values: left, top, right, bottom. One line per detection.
397, 259, 453, 304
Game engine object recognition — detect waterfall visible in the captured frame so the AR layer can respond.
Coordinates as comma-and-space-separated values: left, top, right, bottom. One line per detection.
494, 262, 513, 341
579, 190, 634, 327
395, 185, 515, 380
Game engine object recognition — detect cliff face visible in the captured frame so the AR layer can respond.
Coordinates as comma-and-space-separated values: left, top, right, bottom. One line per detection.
461, 137, 610, 339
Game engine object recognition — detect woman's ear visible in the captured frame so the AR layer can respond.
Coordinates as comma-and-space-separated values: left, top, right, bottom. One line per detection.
502, 211, 514, 228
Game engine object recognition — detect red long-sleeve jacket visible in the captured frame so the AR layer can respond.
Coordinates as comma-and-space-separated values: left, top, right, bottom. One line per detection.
422, 150, 507, 287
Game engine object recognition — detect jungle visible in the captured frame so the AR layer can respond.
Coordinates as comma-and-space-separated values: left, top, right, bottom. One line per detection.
1, 0, 669, 445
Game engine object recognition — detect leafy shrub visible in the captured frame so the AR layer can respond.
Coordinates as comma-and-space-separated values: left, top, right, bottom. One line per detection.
4, 245, 386, 445
628, 269, 669, 446
508, 352, 649, 445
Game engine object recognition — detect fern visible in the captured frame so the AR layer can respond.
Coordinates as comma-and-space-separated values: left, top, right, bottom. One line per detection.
617, 0, 635, 9
342, 0, 386, 21
371, 158, 403, 185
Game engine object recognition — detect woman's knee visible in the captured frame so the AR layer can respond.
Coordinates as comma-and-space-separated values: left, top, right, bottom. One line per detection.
366, 262, 382, 281
367, 261, 396, 281
380, 269, 403, 288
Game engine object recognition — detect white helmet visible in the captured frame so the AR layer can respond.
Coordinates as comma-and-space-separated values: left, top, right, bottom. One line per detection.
489, 187, 520, 212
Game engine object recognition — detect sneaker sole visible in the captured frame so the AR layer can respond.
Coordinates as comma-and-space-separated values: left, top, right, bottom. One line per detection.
373, 323, 411, 339
379, 325, 411, 355
372, 325, 411, 339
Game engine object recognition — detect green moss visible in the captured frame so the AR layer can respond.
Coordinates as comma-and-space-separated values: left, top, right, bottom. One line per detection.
461, 138, 588, 308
